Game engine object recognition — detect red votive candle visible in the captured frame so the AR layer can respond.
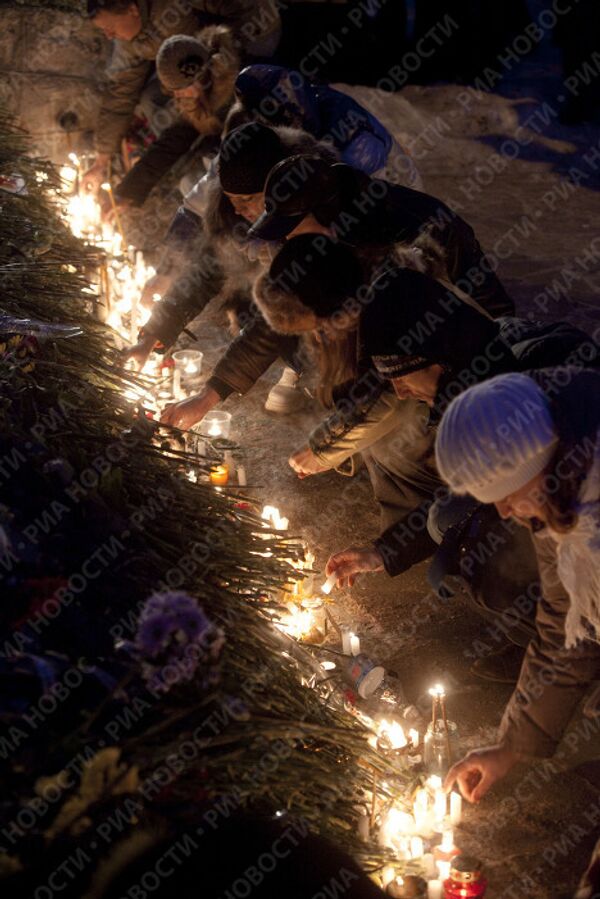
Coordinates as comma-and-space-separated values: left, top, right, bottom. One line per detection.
444, 856, 487, 898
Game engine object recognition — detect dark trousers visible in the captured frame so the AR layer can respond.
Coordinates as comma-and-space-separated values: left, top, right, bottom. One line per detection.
427, 496, 540, 648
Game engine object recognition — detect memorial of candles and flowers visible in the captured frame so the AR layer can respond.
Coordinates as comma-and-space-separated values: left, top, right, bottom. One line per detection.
0, 110, 487, 898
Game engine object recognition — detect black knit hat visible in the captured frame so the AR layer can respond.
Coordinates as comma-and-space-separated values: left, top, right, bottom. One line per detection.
218, 123, 288, 195
267, 235, 365, 317
85, 0, 133, 17
363, 268, 507, 378
248, 155, 340, 241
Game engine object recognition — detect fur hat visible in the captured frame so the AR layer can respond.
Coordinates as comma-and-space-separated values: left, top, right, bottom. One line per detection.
157, 35, 211, 92
157, 27, 238, 93
254, 235, 365, 334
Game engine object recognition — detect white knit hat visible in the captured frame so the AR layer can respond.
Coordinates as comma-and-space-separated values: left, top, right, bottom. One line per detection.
435, 373, 559, 503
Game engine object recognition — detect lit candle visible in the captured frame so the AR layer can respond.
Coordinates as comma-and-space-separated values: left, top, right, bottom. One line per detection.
173, 368, 182, 400
409, 728, 420, 749
341, 629, 352, 654
321, 572, 337, 595
381, 866, 395, 888
433, 789, 447, 825
449, 791, 462, 825
378, 719, 407, 750
437, 860, 451, 881
209, 464, 229, 486
349, 633, 361, 656
130, 283, 138, 344
434, 829, 458, 865
422, 853, 437, 879
427, 880, 443, 899
410, 836, 424, 859
413, 788, 428, 831
200, 411, 232, 440
101, 182, 127, 247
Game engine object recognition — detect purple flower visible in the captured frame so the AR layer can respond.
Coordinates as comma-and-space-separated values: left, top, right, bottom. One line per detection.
131, 591, 224, 695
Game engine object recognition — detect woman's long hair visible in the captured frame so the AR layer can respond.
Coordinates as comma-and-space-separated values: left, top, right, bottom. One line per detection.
309, 329, 358, 408
542, 434, 596, 533
540, 373, 600, 532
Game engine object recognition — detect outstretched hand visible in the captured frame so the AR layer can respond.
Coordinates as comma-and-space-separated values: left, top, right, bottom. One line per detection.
288, 446, 330, 478
325, 544, 384, 588
160, 386, 220, 431
444, 744, 520, 803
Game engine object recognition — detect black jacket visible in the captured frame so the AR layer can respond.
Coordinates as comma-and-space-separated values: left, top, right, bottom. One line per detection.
325, 166, 515, 317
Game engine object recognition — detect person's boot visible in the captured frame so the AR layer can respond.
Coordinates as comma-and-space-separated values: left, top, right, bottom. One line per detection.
470, 643, 525, 684
264, 367, 304, 414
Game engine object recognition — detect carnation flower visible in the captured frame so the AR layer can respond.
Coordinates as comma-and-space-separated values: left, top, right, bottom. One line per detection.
127, 591, 224, 694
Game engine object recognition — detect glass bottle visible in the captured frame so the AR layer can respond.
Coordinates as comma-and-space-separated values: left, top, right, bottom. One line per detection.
423, 718, 460, 778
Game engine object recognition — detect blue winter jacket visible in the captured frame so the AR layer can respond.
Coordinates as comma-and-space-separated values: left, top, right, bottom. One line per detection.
235, 64, 393, 174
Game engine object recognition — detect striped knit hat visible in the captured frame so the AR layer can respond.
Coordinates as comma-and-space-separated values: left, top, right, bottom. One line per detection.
435, 373, 558, 503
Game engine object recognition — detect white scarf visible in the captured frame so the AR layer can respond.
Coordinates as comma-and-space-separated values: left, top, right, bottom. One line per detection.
550, 435, 600, 648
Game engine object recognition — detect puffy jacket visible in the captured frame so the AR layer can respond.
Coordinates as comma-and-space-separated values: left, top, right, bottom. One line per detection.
498, 367, 600, 758
95, 0, 281, 155
372, 320, 600, 578
234, 64, 393, 173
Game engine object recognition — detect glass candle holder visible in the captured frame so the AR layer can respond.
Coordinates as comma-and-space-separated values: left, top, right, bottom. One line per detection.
172, 349, 203, 398
423, 719, 460, 778
199, 411, 232, 440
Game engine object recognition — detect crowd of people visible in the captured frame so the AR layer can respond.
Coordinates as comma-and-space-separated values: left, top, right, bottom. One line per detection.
81, 0, 600, 887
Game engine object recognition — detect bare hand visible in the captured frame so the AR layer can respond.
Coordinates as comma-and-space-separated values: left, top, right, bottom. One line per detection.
325, 544, 384, 588
160, 386, 220, 430
444, 744, 520, 803
81, 156, 109, 195
140, 273, 172, 309
288, 446, 330, 479
102, 194, 132, 225
122, 334, 156, 371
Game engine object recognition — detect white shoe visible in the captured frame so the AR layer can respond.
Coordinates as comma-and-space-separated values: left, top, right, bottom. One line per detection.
264, 367, 303, 414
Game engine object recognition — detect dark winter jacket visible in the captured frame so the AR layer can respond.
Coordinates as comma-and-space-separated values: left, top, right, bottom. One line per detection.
373, 318, 600, 578
321, 165, 514, 317
232, 65, 394, 173
95, 0, 280, 155
141, 126, 336, 354
150, 170, 515, 397
498, 367, 600, 758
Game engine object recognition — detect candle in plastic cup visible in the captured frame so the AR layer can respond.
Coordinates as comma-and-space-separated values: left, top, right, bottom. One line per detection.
200, 411, 232, 440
